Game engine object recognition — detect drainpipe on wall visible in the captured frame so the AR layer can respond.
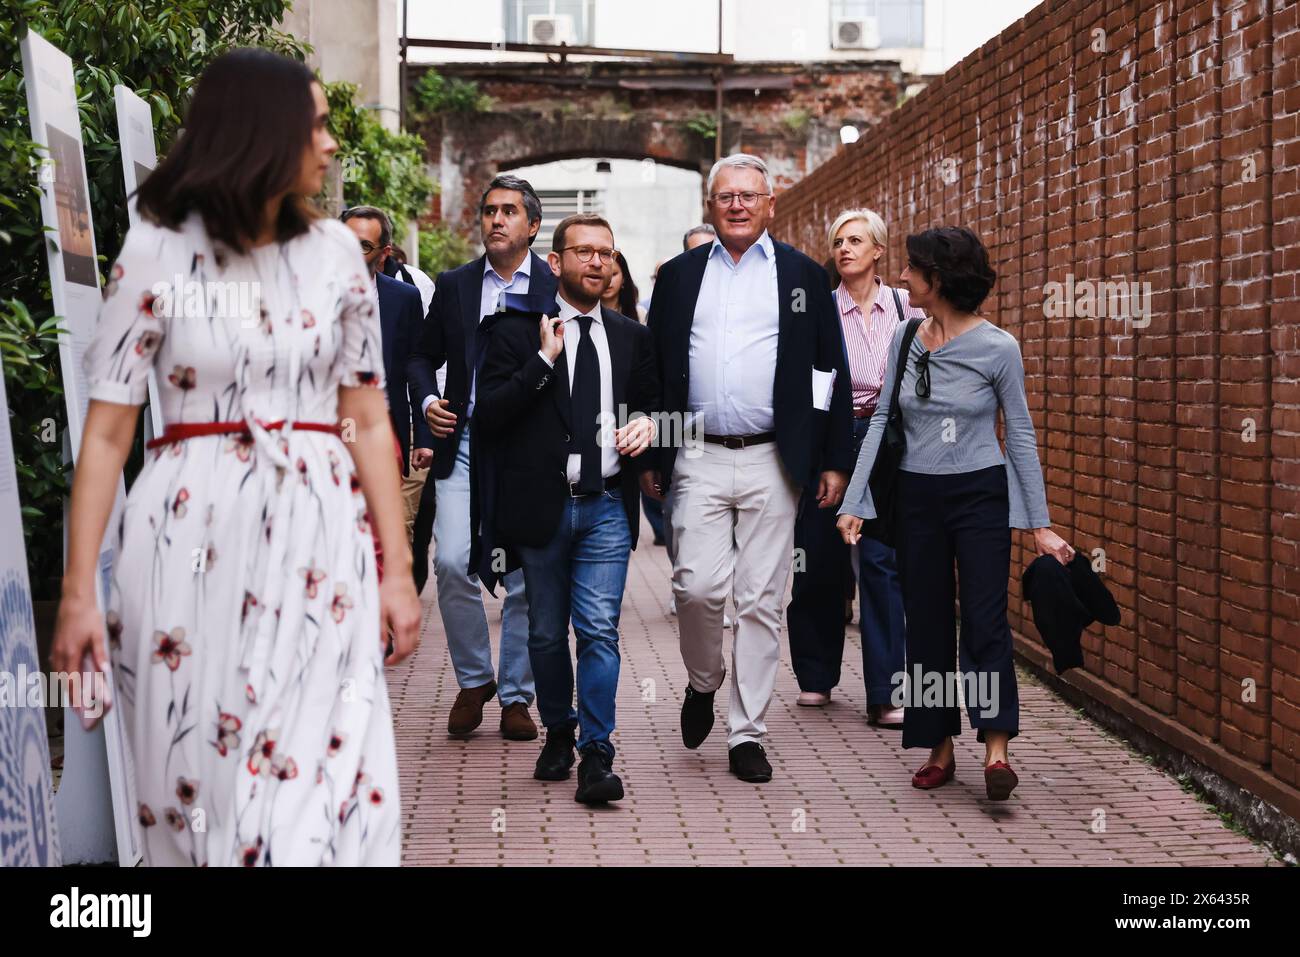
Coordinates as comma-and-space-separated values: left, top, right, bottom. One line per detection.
714, 0, 723, 161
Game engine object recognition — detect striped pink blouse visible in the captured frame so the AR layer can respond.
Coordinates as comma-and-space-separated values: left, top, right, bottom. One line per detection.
835, 279, 925, 411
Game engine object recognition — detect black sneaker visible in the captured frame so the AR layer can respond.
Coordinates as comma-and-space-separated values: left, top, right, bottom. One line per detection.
533, 724, 576, 781
680, 684, 716, 750
728, 741, 772, 783
574, 747, 624, 804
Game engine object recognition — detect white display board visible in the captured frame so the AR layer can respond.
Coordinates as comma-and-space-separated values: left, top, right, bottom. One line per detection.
113, 84, 163, 443
21, 27, 141, 866
0, 355, 63, 867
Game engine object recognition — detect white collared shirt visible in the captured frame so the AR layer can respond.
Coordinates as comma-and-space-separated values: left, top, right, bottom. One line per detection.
539, 295, 619, 482
687, 229, 780, 435
423, 253, 533, 417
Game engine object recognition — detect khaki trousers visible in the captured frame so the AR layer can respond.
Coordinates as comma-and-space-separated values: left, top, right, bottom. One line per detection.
402, 426, 429, 546
668, 440, 801, 747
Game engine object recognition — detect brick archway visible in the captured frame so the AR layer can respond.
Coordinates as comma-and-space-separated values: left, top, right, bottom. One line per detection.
414, 59, 908, 233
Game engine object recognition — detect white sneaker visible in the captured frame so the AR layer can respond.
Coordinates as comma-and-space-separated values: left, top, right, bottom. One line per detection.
669, 595, 677, 616
724, 613, 733, 629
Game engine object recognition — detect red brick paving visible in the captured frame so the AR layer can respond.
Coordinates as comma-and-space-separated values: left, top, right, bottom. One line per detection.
388, 524, 1279, 866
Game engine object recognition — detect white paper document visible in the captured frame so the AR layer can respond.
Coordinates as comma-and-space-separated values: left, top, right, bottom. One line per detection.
812, 367, 837, 411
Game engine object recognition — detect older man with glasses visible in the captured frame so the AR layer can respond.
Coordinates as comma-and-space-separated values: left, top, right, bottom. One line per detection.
643, 154, 853, 782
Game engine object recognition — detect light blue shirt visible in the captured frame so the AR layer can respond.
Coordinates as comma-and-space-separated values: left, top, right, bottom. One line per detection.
467, 252, 531, 418
687, 229, 780, 435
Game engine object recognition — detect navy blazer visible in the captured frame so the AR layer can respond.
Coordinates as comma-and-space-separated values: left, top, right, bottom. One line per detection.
470, 301, 661, 593
375, 271, 433, 475
406, 251, 558, 480
645, 237, 854, 489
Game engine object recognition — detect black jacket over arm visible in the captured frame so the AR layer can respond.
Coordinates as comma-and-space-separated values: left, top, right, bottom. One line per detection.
470, 301, 660, 593
406, 251, 557, 479
644, 237, 853, 490
375, 271, 433, 474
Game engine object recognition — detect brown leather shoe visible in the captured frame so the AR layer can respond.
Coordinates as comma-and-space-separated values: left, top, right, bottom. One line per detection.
447, 680, 497, 736
500, 702, 538, 741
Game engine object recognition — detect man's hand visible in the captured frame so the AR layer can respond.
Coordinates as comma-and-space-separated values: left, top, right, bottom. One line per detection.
816, 469, 848, 508
411, 447, 433, 470
425, 398, 456, 438
614, 416, 656, 457
540, 315, 565, 363
639, 470, 665, 502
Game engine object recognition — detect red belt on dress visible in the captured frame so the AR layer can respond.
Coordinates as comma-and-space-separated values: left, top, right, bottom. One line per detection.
145, 419, 341, 450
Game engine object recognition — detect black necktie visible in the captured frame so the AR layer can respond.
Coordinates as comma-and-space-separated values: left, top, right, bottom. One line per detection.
570, 314, 602, 493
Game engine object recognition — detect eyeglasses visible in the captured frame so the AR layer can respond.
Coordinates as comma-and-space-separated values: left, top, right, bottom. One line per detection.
358, 240, 380, 254
914, 350, 932, 399
709, 191, 771, 208
560, 245, 618, 264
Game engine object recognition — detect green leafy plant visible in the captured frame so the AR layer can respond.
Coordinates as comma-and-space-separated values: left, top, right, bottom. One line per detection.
326, 79, 435, 233
782, 108, 812, 136
0, 299, 65, 581
417, 223, 475, 278
683, 112, 718, 141
412, 69, 492, 116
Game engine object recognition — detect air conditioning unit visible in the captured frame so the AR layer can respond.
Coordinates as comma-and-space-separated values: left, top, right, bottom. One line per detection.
832, 16, 881, 50
528, 14, 576, 45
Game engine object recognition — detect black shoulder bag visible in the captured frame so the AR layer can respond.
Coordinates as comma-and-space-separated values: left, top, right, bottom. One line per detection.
860, 311, 923, 547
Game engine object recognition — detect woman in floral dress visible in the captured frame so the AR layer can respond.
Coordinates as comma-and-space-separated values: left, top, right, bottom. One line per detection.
50, 49, 421, 866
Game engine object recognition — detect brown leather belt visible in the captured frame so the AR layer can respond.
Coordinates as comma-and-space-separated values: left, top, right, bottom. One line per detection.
853, 406, 875, 419
701, 432, 776, 449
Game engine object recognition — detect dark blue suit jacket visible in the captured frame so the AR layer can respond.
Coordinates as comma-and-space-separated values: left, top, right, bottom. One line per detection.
470, 300, 661, 593
375, 271, 433, 475
406, 251, 558, 480
645, 237, 854, 489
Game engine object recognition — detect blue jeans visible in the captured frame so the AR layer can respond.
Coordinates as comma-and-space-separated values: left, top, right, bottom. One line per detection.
431, 426, 533, 704
516, 488, 631, 758
855, 535, 907, 704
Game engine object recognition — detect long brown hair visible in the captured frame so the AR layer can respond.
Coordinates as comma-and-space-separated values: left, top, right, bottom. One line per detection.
136, 48, 320, 252
609, 250, 641, 318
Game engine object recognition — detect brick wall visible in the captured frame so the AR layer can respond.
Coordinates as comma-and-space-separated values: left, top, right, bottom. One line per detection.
771, 0, 1300, 820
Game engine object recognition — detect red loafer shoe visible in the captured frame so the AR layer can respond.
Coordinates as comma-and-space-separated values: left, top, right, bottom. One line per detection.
911, 759, 955, 790
984, 761, 1019, 801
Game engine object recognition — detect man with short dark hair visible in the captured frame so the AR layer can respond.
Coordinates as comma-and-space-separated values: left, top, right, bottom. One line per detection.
473, 213, 659, 802
407, 174, 553, 742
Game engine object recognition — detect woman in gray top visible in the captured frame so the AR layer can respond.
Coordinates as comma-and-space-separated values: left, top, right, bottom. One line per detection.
836, 226, 1073, 801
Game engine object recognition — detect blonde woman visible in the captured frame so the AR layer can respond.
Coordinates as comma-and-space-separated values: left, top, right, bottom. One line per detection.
788, 209, 915, 727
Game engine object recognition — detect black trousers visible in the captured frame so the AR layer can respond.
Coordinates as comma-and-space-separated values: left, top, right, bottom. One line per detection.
786, 477, 857, 692
895, 465, 1020, 749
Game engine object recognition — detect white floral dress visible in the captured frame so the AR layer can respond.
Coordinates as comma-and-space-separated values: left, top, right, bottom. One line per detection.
85, 213, 400, 866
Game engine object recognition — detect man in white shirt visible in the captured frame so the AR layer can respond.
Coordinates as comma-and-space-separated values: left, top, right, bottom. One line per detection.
644, 154, 853, 783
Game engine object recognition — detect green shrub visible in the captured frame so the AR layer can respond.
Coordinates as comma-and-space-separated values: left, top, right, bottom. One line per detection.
417, 223, 476, 278
326, 79, 435, 233
413, 70, 491, 115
